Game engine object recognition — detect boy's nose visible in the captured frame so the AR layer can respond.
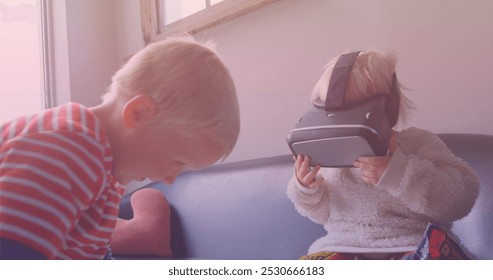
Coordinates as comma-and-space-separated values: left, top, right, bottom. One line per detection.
163, 171, 182, 185
162, 165, 185, 185
163, 176, 177, 185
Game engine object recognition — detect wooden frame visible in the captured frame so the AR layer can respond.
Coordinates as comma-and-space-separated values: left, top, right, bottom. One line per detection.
140, 0, 280, 44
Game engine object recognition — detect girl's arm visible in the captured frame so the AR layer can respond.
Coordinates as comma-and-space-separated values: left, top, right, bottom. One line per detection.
287, 155, 331, 225
378, 128, 480, 223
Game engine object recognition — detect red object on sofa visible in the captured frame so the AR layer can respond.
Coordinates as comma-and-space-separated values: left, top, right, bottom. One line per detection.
110, 188, 171, 257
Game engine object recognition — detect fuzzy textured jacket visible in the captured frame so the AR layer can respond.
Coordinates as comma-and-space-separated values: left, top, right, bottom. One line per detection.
287, 127, 480, 254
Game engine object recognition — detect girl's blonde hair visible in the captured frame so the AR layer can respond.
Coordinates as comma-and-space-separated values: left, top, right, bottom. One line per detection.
105, 36, 240, 159
312, 49, 414, 125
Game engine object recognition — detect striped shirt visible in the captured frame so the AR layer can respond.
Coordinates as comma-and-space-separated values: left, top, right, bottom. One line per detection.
0, 103, 124, 259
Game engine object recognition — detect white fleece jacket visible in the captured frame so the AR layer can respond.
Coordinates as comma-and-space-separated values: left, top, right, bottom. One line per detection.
287, 127, 479, 254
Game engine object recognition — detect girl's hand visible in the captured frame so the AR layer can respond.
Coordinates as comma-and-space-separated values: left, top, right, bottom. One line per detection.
294, 154, 324, 189
353, 156, 391, 185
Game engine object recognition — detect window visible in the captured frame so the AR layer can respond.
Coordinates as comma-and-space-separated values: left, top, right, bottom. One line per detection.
163, 0, 226, 26
0, 0, 44, 123
140, 0, 280, 44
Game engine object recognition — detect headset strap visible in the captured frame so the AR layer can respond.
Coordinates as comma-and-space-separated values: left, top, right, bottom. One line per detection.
325, 51, 360, 110
324, 51, 400, 127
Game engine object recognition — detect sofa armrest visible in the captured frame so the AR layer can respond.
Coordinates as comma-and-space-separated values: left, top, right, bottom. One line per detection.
439, 133, 493, 259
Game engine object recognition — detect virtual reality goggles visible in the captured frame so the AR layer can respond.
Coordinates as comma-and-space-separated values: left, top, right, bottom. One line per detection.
287, 51, 400, 167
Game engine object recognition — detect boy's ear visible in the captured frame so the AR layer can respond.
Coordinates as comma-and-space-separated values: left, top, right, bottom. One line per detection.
121, 95, 157, 128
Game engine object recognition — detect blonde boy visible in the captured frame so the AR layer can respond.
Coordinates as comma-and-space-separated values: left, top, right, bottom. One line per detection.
0, 37, 240, 259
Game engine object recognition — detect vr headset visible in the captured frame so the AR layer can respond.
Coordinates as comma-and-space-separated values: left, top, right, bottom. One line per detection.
287, 51, 400, 167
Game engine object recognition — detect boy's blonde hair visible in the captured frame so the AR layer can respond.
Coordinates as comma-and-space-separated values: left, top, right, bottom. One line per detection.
105, 36, 240, 159
312, 49, 414, 125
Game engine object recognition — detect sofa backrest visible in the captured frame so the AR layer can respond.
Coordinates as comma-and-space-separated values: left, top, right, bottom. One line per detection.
119, 133, 493, 259
145, 156, 326, 260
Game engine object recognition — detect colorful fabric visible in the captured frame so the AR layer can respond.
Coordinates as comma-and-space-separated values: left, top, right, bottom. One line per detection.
0, 103, 124, 259
301, 224, 471, 260
403, 223, 471, 260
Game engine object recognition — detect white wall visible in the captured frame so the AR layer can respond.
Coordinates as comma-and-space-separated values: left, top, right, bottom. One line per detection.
193, 0, 493, 162
52, 0, 119, 107
62, 0, 493, 163
112, 0, 144, 65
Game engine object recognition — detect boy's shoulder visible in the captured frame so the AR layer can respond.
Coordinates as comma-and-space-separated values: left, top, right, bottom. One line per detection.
2, 102, 109, 154
43, 102, 98, 134
9, 103, 103, 140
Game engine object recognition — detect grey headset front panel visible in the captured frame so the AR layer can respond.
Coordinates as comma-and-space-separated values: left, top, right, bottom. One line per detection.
291, 136, 374, 167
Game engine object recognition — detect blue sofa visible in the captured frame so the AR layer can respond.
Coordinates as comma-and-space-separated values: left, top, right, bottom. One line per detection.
118, 133, 493, 260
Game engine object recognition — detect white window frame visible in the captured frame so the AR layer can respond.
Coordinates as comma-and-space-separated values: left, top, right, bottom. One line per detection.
40, 0, 56, 108
140, 0, 281, 44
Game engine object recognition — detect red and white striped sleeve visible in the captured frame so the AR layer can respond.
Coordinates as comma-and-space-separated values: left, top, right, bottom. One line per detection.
0, 106, 109, 259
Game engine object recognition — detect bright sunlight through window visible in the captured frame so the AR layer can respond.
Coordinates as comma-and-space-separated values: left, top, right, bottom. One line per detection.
163, 0, 225, 25
0, 0, 43, 124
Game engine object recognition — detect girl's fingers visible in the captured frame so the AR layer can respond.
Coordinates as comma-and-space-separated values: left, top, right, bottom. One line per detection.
301, 155, 310, 172
294, 154, 323, 188
361, 170, 381, 184
354, 156, 390, 185
302, 164, 321, 186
